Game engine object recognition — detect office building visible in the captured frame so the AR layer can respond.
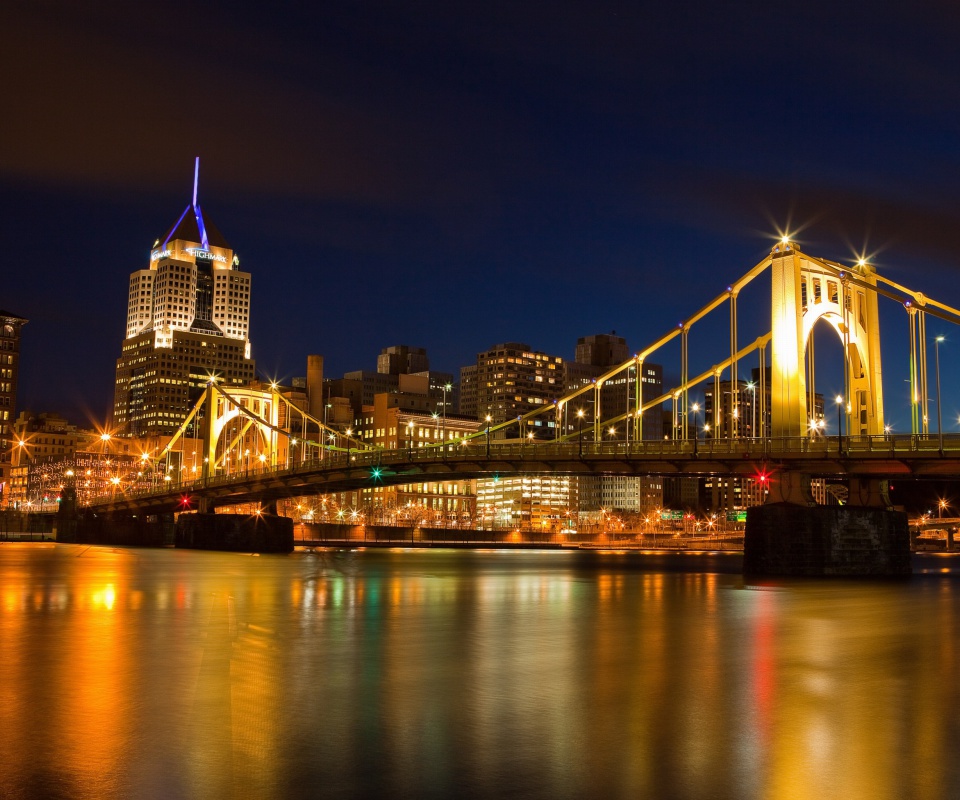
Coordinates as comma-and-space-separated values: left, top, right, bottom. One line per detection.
111, 160, 255, 437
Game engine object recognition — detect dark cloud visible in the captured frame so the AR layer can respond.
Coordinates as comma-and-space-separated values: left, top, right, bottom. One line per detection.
6, 0, 960, 422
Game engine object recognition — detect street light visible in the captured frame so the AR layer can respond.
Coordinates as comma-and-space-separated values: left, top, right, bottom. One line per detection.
485, 414, 492, 457
835, 395, 844, 454
442, 383, 451, 447
346, 427, 353, 463
936, 335, 945, 453
691, 402, 700, 455
577, 409, 585, 457
746, 381, 757, 438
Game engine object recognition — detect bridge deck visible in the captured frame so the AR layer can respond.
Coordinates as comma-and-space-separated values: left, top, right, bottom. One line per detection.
88, 434, 960, 514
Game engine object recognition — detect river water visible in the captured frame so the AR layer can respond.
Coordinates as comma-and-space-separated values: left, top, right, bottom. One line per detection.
1, 543, 959, 800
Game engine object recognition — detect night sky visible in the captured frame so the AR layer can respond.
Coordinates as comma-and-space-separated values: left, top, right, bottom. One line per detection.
6, 1, 960, 436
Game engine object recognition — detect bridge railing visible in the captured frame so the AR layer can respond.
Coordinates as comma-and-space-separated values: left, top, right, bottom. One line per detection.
85, 433, 960, 506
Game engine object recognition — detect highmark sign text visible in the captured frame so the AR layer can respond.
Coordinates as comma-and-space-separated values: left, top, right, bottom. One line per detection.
185, 248, 228, 263
152, 248, 228, 264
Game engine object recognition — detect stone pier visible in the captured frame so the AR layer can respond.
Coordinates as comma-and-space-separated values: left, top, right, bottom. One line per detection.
175, 512, 294, 553
744, 476, 911, 577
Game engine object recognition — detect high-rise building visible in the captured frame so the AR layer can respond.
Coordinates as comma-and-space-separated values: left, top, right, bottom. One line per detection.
328, 344, 454, 423
568, 335, 664, 513
377, 345, 429, 376
459, 342, 564, 431
111, 161, 255, 436
459, 336, 665, 527
574, 332, 631, 367
0, 310, 27, 506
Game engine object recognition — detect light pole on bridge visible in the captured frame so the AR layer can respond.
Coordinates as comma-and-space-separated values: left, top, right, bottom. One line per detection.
691, 403, 700, 455
935, 335, 945, 454
835, 395, 844, 455
577, 409, 585, 457
485, 415, 492, 458
442, 383, 451, 449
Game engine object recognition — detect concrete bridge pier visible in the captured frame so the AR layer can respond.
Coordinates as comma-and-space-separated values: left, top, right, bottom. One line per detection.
56, 486, 79, 542
744, 474, 910, 577
175, 510, 293, 553
70, 509, 172, 546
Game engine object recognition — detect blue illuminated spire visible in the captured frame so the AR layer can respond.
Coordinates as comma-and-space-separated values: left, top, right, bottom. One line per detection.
193, 156, 209, 250
160, 157, 228, 250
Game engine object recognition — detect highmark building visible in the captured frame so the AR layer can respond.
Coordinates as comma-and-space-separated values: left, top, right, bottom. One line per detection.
111, 161, 255, 437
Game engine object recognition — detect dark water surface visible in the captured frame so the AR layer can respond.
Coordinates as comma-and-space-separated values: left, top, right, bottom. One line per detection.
2, 543, 959, 800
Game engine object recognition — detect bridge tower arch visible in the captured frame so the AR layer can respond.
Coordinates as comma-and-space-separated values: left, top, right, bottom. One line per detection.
200, 384, 281, 478
770, 245, 885, 438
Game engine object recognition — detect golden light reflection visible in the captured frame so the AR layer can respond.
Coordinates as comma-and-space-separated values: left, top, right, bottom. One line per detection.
1, 547, 959, 798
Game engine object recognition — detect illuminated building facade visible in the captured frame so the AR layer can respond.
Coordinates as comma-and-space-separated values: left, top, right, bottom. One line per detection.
476, 475, 577, 532
0, 310, 27, 506
460, 342, 564, 427
111, 161, 255, 436
327, 388, 481, 524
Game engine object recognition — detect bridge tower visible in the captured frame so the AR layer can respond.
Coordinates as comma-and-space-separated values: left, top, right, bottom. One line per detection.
198, 383, 283, 480
770, 243, 885, 438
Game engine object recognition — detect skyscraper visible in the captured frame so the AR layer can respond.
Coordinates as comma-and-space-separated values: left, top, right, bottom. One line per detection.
111, 160, 255, 436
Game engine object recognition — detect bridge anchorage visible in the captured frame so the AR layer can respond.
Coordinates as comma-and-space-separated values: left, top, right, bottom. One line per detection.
84, 240, 960, 573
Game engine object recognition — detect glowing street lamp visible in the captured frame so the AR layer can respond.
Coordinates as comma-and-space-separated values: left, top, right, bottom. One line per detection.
746, 381, 757, 438
935, 335, 945, 453
442, 382, 452, 445
835, 395, 844, 454
577, 409, 585, 457
485, 414, 492, 457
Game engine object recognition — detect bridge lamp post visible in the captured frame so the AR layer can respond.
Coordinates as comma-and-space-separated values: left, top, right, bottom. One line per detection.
577, 409, 585, 457
346, 428, 353, 463
835, 395, 844, 454
746, 382, 757, 438
442, 383, 451, 446
691, 403, 701, 455
485, 415, 492, 457
935, 335, 945, 453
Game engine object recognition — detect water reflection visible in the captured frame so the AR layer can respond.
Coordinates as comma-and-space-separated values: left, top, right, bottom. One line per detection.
0, 544, 959, 798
